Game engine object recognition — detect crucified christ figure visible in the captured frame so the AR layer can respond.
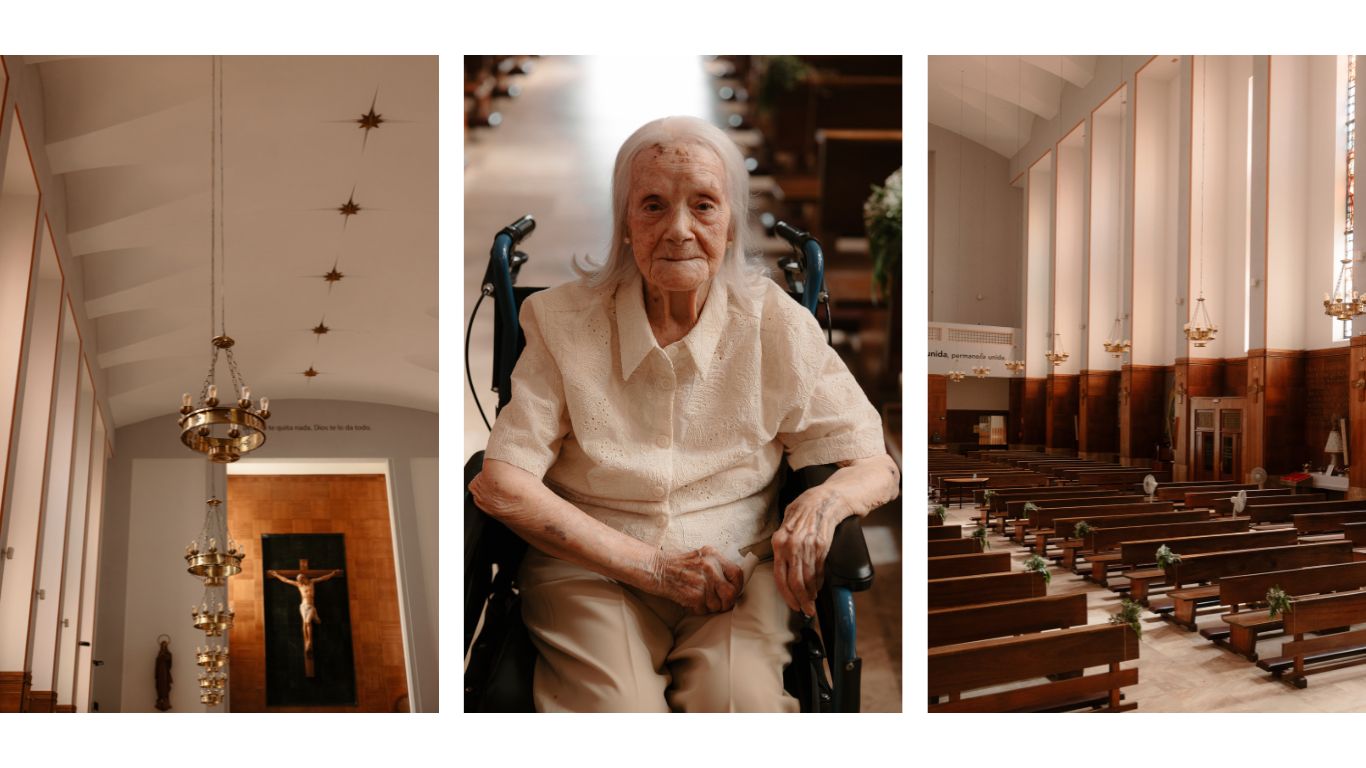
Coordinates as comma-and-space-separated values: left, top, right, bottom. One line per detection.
268, 561, 343, 677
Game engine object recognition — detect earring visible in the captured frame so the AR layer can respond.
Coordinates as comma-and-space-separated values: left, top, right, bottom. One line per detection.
623, 237, 631, 245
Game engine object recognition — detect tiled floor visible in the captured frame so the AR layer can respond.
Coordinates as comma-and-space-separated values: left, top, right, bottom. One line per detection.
937, 499, 1366, 711
464, 56, 902, 711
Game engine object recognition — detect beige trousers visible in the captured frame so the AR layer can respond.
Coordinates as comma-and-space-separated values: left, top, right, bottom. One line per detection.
519, 548, 800, 712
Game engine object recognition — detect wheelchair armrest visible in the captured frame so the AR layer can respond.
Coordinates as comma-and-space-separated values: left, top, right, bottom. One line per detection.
787, 463, 875, 592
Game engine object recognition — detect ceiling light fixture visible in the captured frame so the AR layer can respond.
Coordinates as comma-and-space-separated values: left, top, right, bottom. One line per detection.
178, 56, 271, 464
1185, 56, 1218, 348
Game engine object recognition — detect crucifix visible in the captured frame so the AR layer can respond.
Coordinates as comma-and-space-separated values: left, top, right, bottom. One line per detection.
267, 559, 343, 678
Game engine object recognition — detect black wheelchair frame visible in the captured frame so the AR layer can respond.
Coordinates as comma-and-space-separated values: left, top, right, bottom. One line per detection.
464, 216, 874, 712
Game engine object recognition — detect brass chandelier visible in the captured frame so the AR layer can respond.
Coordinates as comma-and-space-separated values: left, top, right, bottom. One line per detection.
972, 365, 991, 378
1325, 55, 1359, 329
177, 56, 271, 464
1185, 56, 1219, 349
1045, 332, 1069, 366
946, 370, 967, 382
1003, 360, 1026, 374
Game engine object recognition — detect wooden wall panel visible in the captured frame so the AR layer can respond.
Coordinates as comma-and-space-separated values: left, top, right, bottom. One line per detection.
1303, 347, 1349, 470
1349, 338, 1366, 498
945, 409, 1008, 444
1121, 365, 1168, 463
1263, 350, 1307, 474
25, 690, 54, 712
928, 374, 947, 443
1223, 357, 1248, 396
1045, 373, 1079, 454
1078, 370, 1119, 458
1174, 358, 1223, 481
0, 671, 29, 712
227, 475, 407, 713
1015, 378, 1046, 446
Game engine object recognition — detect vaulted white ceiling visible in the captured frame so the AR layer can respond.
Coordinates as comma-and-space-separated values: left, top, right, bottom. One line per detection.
31, 55, 437, 428
928, 55, 1097, 158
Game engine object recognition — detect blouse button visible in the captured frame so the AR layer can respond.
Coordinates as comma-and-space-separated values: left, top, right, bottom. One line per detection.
652, 485, 666, 498
655, 434, 671, 448
656, 376, 674, 391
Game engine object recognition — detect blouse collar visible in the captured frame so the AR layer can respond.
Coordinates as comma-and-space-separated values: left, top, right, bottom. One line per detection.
615, 271, 729, 383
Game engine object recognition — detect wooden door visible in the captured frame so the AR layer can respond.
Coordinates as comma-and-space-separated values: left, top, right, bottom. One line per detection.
1190, 396, 1246, 482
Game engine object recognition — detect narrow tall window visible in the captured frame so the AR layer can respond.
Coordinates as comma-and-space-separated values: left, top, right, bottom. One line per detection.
1340, 55, 1356, 340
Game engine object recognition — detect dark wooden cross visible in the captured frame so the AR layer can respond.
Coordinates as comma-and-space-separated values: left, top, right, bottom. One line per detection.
268, 559, 345, 678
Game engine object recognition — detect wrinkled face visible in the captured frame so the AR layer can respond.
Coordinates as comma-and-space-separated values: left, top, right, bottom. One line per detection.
626, 141, 731, 293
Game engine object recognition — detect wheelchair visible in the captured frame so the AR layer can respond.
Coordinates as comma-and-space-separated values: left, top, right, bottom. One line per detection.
464, 216, 875, 712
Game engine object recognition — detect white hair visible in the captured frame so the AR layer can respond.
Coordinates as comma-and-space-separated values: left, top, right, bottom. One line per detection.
573, 115, 768, 298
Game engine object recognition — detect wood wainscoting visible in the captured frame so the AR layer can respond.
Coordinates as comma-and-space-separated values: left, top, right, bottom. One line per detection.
1120, 364, 1169, 464
1078, 370, 1120, 457
928, 374, 947, 442
25, 689, 55, 712
1010, 377, 1047, 445
0, 671, 31, 712
1045, 373, 1079, 454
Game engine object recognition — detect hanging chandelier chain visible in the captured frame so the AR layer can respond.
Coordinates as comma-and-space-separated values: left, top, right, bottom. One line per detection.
225, 348, 247, 400
218, 54, 227, 336
1199, 56, 1207, 299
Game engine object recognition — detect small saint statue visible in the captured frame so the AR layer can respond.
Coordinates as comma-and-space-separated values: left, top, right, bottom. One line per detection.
154, 636, 173, 711
268, 560, 343, 677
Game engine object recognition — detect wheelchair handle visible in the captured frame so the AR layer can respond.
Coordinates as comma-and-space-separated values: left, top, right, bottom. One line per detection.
499, 214, 537, 247
486, 215, 536, 410
774, 221, 825, 316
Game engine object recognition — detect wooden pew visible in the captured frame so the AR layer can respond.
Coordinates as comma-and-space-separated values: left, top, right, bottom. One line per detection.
1275, 589, 1366, 688
1162, 542, 1355, 622
928, 571, 1048, 610
1069, 469, 1172, 489
1018, 502, 1174, 548
1119, 530, 1301, 604
928, 594, 1088, 647
1207, 489, 1322, 513
1017, 498, 1153, 549
928, 623, 1140, 712
1192, 487, 1299, 514
985, 486, 1109, 516
1156, 483, 1257, 503
928, 524, 962, 541
1075, 515, 1239, 579
1246, 497, 1351, 525
928, 538, 981, 557
1293, 508, 1366, 535
1213, 562, 1366, 660
928, 552, 1012, 580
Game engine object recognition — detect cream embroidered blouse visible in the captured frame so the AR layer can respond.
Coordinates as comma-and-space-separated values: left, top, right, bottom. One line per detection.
484, 271, 886, 557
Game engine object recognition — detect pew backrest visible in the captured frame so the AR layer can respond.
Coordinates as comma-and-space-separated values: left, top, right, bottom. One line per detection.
927, 623, 1140, 703
1218, 561, 1366, 608
927, 594, 1088, 647
1120, 529, 1297, 568
1248, 498, 1359, 524
928, 571, 1048, 609
1086, 517, 1248, 553
1167, 541, 1355, 587
928, 552, 1012, 580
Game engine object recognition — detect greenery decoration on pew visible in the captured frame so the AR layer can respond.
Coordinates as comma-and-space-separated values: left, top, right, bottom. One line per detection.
972, 524, 990, 551
1023, 554, 1050, 585
934, 504, 947, 524
1021, 501, 1039, 520
1155, 544, 1182, 572
982, 489, 995, 505
1109, 598, 1143, 638
1074, 521, 1093, 539
1266, 585, 1294, 618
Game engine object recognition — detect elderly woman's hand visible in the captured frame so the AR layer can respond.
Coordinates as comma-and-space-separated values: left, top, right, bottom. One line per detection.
772, 485, 849, 616
649, 547, 745, 614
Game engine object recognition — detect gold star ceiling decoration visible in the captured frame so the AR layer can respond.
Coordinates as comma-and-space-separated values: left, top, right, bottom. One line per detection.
302, 366, 320, 379
338, 194, 361, 218
312, 320, 330, 336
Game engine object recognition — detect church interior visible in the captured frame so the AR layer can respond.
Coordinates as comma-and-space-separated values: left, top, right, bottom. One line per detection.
0, 55, 437, 713
463, 55, 904, 711
927, 55, 1366, 712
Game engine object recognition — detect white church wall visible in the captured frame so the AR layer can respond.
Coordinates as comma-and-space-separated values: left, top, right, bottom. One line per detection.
1055, 126, 1086, 375
1025, 154, 1053, 377
1304, 55, 1349, 349
928, 122, 1024, 329
1088, 95, 1125, 372
1132, 58, 1181, 366
95, 399, 438, 712
1267, 56, 1313, 351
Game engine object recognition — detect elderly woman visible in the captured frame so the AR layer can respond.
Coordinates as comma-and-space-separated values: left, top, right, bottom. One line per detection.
469, 115, 899, 712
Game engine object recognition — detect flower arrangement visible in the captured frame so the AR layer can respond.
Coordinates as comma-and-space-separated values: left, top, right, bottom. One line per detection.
1110, 598, 1143, 637
1155, 544, 1182, 571
756, 56, 810, 115
1024, 554, 1050, 584
1074, 521, 1093, 539
863, 168, 902, 302
1267, 585, 1294, 618
972, 524, 990, 552
934, 504, 947, 524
